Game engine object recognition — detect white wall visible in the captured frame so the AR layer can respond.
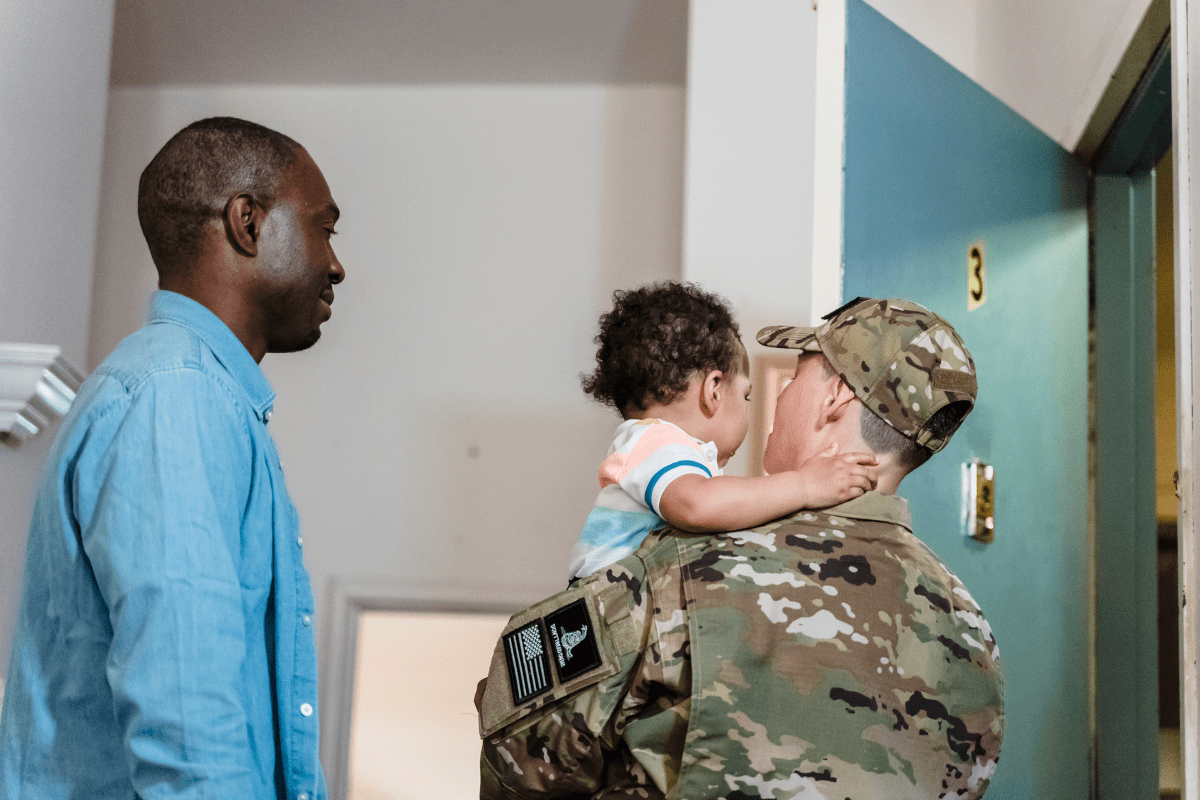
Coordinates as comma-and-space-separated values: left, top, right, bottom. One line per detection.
90, 83, 685, 668
682, 0, 827, 476
865, 0, 1154, 150
0, 0, 115, 671
683, 0, 820, 330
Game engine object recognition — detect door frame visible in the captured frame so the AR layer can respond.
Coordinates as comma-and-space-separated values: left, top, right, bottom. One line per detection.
1091, 18, 1172, 798
1092, 151, 1163, 800
1171, 1, 1200, 797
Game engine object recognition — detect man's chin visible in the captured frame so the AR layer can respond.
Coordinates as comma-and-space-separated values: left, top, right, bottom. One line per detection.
270, 327, 322, 354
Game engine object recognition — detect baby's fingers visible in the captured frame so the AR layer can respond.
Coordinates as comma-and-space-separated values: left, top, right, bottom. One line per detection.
836, 464, 876, 493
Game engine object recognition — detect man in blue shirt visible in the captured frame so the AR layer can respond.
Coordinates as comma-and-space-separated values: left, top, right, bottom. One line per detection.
0, 117, 344, 799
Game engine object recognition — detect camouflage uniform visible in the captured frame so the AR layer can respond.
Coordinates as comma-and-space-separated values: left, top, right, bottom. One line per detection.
477, 492, 1003, 799
477, 298, 1002, 798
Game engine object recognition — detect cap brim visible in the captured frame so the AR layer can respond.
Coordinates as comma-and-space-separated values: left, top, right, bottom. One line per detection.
756, 325, 823, 352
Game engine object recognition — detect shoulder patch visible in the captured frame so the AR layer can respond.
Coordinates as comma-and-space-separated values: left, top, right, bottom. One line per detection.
478, 579, 631, 738
546, 599, 603, 683
503, 621, 553, 705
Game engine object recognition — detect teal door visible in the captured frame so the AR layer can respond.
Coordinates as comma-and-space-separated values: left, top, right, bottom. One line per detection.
840, 2, 1091, 796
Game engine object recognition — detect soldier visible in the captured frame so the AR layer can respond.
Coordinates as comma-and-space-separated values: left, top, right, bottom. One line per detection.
476, 297, 1003, 799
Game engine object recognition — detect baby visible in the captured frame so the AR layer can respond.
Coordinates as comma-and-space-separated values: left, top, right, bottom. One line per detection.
569, 282, 878, 579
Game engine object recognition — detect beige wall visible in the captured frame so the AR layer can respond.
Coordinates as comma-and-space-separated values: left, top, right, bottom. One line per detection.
89, 83, 686, 669
349, 611, 509, 799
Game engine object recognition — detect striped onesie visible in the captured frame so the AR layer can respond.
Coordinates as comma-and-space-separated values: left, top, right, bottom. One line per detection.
568, 418, 721, 579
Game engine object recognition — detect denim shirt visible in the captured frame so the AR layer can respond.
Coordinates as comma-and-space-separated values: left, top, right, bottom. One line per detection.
0, 291, 325, 800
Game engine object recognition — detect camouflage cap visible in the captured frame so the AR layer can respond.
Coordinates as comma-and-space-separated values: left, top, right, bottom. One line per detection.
756, 297, 977, 453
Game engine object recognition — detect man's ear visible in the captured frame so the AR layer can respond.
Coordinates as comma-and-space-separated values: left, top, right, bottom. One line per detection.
224, 194, 265, 257
817, 378, 858, 427
699, 369, 723, 418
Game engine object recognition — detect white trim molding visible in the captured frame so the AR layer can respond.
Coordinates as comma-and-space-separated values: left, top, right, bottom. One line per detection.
811, 0, 846, 319
1172, 0, 1199, 796
0, 343, 85, 447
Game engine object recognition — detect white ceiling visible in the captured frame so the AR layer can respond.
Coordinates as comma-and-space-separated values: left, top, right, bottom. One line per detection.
866, 0, 1158, 151
109, 0, 689, 87
109, 0, 1157, 153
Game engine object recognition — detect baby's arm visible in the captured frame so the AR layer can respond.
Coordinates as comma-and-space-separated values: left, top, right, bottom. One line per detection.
658, 448, 877, 533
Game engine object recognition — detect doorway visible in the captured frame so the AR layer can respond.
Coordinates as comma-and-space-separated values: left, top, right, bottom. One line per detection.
1156, 147, 1181, 800
1091, 28, 1173, 798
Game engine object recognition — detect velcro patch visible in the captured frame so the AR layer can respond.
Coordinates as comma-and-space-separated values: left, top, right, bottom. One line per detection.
931, 368, 977, 395
545, 599, 603, 683
503, 621, 553, 705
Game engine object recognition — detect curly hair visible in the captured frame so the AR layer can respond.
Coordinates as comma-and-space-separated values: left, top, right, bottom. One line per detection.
582, 282, 748, 415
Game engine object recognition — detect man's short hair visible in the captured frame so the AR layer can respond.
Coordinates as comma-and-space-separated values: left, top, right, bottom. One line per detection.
860, 398, 970, 470
137, 117, 301, 275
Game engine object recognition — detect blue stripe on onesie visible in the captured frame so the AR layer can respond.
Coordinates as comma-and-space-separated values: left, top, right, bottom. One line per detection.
568, 419, 720, 579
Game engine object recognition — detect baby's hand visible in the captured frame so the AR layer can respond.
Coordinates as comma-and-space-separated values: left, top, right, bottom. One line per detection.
792, 444, 878, 508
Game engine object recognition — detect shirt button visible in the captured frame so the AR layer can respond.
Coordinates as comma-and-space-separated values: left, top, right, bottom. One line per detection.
263, 408, 273, 422
300, 703, 313, 717
298, 793, 309, 800
302, 614, 313, 626
297, 536, 303, 547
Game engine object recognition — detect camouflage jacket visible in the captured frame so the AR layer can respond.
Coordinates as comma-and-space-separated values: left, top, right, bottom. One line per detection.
476, 492, 1004, 799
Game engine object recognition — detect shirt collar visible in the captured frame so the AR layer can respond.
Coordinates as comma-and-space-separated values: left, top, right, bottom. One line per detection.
147, 290, 277, 421
821, 491, 912, 531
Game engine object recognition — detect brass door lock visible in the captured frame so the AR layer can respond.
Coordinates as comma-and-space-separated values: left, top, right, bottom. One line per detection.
965, 460, 995, 543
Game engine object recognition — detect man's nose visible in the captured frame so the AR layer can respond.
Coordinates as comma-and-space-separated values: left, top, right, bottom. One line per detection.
329, 250, 345, 285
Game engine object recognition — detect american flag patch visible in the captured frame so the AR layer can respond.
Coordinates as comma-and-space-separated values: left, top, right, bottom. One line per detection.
503, 621, 552, 705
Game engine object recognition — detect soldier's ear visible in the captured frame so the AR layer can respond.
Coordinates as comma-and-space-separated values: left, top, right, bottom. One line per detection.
819, 379, 857, 426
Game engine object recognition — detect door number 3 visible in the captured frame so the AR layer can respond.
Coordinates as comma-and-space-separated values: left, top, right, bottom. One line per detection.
968, 241, 986, 311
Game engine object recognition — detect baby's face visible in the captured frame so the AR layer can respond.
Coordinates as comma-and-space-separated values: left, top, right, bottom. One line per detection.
712, 371, 753, 467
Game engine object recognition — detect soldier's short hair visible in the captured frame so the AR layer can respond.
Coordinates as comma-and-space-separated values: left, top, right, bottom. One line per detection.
138, 117, 301, 275
582, 282, 748, 416
861, 398, 970, 470
814, 353, 967, 470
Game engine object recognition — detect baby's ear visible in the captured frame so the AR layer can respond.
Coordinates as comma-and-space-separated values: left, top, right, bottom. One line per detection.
700, 369, 723, 416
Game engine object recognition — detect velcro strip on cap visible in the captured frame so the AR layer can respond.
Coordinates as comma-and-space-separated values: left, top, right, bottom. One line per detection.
931, 368, 977, 395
